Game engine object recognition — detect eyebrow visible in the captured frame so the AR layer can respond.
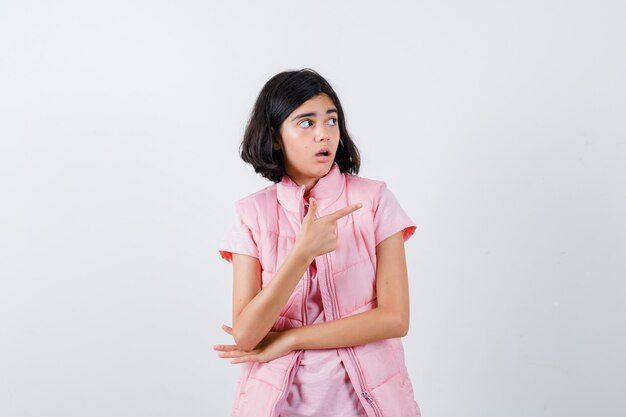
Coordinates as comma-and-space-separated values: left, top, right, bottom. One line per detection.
290, 108, 338, 121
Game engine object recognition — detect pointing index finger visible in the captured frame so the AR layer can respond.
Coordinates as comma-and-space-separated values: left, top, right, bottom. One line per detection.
325, 203, 363, 222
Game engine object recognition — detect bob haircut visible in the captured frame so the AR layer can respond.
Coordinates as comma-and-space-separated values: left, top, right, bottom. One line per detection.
240, 68, 361, 183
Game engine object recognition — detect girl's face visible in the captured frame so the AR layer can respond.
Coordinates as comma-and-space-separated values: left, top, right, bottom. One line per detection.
275, 93, 340, 188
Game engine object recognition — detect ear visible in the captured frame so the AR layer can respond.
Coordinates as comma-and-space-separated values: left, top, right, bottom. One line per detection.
272, 136, 282, 151
271, 129, 282, 151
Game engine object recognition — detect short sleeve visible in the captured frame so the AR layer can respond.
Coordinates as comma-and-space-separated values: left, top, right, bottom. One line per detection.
218, 211, 259, 263
373, 183, 417, 246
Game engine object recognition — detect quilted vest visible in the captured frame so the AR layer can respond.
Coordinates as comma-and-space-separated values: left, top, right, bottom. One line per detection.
220, 162, 421, 417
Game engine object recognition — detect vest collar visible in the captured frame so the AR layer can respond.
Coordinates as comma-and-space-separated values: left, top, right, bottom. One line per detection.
276, 162, 345, 213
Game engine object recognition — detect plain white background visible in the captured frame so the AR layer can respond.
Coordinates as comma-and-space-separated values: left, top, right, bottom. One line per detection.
1, 1, 625, 416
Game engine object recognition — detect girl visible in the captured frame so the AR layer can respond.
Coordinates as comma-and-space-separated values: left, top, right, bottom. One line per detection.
214, 68, 421, 417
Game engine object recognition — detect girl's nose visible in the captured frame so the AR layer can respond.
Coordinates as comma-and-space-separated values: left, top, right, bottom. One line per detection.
314, 125, 331, 141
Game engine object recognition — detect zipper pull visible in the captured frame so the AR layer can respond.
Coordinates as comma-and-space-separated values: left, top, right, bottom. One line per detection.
362, 391, 373, 402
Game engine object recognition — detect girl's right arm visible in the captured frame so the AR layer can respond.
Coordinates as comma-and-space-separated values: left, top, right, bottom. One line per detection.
230, 198, 362, 352
230, 247, 312, 352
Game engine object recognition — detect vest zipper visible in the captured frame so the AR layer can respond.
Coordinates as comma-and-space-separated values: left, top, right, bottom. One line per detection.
323, 252, 383, 417
269, 349, 302, 417
302, 268, 309, 329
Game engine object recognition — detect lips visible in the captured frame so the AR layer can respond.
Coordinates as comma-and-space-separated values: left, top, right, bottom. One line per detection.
315, 147, 331, 157
315, 148, 332, 163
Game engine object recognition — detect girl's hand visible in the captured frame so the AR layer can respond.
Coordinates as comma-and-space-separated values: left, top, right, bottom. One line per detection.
294, 197, 362, 260
214, 324, 296, 364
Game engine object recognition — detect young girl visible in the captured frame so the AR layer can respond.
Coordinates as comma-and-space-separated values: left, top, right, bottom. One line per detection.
214, 68, 421, 417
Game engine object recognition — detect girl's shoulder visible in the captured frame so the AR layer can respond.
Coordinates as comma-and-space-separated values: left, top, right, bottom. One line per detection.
345, 172, 391, 202
345, 171, 386, 189
230, 183, 279, 218
233, 183, 276, 204
345, 173, 412, 219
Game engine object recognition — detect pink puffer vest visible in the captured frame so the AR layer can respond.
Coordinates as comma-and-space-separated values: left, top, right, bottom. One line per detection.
218, 162, 421, 417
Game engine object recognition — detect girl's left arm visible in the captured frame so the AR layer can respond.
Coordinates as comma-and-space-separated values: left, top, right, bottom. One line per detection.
288, 229, 410, 350
214, 230, 411, 363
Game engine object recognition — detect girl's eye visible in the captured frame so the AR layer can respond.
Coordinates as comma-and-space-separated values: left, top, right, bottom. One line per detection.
299, 118, 338, 128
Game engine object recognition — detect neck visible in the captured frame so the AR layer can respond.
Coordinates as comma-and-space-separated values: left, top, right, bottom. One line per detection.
299, 177, 320, 200
284, 170, 321, 200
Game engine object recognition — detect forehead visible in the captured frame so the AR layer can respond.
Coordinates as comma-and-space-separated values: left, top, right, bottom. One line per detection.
290, 93, 335, 115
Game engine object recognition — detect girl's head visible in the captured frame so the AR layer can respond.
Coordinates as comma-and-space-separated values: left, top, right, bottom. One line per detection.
240, 68, 360, 183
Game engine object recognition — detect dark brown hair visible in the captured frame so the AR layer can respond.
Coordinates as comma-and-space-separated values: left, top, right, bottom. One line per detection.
240, 68, 360, 183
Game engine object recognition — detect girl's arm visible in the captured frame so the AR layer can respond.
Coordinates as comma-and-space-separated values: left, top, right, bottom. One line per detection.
230, 247, 313, 352
287, 230, 410, 349
215, 230, 410, 364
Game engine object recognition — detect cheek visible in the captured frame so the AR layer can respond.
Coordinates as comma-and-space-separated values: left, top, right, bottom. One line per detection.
281, 130, 315, 158
283, 142, 310, 159
291, 141, 312, 156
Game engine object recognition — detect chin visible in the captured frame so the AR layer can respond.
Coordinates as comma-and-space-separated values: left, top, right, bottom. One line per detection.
304, 166, 328, 179
319, 164, 333, 174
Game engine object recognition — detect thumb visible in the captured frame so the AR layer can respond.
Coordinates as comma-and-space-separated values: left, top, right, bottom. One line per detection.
305, 197, 317, 222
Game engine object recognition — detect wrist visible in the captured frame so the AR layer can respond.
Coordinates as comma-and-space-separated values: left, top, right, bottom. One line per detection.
285, 327, 302, 351
291, 242, 314, 266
